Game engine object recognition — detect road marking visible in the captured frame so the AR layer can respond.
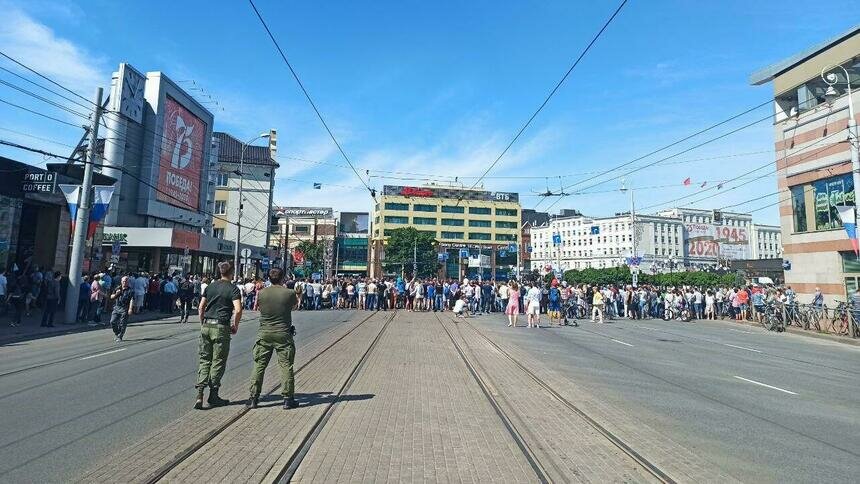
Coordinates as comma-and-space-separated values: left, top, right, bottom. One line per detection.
733, 376, 797, 395
723, 343, 762, 353
79, 348, 126, 360
728, 328, 753, 334
610, 338, 634, 347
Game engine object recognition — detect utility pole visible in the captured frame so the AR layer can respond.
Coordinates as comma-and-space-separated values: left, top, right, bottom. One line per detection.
65, 87, 103, 324
412, 238, 417, 277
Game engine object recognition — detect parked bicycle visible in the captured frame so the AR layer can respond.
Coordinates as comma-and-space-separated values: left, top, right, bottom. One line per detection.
828, 301, 854, 336
761, 302, 785, 332
663, 305, 692, 322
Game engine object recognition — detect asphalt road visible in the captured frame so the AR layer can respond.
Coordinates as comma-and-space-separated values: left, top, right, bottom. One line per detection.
471, 312, 860, 483
0, 309, 361, 484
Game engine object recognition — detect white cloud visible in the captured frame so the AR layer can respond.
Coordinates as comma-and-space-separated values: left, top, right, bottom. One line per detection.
0, 3, 106, 95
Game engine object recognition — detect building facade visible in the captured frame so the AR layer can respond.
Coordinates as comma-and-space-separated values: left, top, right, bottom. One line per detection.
336, 212, 369, 276
212, 131, 278, 276
269, 207, 337, 278
98, 63, 232, 275
656, 207, 756, 268
749, 224, 783, 259
370, 185, 521, 280
529, 213, 685, 274
750, 25, 859, 304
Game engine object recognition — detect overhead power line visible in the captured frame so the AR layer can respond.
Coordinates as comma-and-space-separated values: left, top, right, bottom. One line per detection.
247, 0, 376, 200
467, 0, 629, 193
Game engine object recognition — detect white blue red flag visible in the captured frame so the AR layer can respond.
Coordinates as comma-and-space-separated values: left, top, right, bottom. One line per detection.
88, 186, 115, 239
835, 205, 859, 256
58, 184, 81, 235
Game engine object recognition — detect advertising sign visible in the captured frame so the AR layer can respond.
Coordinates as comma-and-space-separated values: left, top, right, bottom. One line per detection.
381, 185, 519, 202
279, 207, 334, 217
685, 223, 718, 258
22, 171, 56, 193
339, 212, 369, 234
157, 96, 206, 210
714, 225, 749, 259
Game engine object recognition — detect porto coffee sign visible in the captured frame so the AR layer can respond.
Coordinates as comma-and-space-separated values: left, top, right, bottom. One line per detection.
22, 171, 57, 194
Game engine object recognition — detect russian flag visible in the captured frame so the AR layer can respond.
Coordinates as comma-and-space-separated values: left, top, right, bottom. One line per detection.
835, 205, 859, 256
87, 186, 115, 239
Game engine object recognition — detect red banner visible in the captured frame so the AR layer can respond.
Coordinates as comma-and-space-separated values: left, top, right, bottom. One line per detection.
157, 96, 205, 210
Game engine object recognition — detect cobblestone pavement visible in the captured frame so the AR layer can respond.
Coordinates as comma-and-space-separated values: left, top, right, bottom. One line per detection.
290, 312, 537, 483
79, 310, 740, 483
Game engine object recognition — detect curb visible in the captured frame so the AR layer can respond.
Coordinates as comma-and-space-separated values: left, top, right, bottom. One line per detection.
711, 316, 860, 347
0, 312, 180, 345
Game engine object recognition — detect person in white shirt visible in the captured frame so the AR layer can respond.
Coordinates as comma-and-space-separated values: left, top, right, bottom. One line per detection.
133, 274, 147, 313
357, 279, 367, 310
526, 285, 542, 328
452, 296, 469, 318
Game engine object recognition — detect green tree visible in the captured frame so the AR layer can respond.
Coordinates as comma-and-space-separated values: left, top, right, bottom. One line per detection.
293, 241, 324, 277
382, 227, 439, 278
562, 266, 741, 288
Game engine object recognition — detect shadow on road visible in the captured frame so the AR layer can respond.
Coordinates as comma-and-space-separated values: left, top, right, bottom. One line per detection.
254, 391, 374, 408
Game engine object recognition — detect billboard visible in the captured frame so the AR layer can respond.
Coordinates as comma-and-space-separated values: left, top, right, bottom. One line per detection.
279, 207, 333, 217
684, 223, 749, 259
157, 96, 206, 210
382, 185, 519, 203
340, 212, 369, 234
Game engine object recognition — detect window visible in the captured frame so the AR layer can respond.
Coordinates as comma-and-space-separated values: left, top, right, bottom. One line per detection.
214, 200, 227, 215
496, 221, 517, 229
469, 220, 491, 228
441, 218, 464, 226
440, 231, 464, 239
384, 229, 394, 236
384, 202, 408, 211
294, 225, 310, 234
468, 232, 491, 240
385, 216, 409, 224
791, 184, 807, 232
413, 204, 437, 212
441, 205, 464, 214
413, 217, 437, 225
213, 228, 225, 239
469, 207, 491, 215
496, 233, 517, 241
216, 172, 229, 187
791, 172, 854, 233
496, 208, 517, 217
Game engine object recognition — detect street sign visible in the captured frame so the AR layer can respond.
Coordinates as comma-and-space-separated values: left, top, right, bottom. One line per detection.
261, 258, 270, 271
499, 250, 508, 258
241, 257, 251, 267
508, 243, 517, 252
527, 245, 533, 253
625, 256, 642, 266
552, 233, 561, 245
437, 252, 449, 262
590, 226, 600, 235
459, 249, 469, 259
311, 272, 321, 281
240, 248, 252, 258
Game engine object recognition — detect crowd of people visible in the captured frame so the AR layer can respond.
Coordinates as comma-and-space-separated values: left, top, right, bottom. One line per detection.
5, 263, 850, 340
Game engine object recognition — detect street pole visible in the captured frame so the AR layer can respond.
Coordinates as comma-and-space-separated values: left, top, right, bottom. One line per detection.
65, 87, 103, 324
412, 238, 417, 277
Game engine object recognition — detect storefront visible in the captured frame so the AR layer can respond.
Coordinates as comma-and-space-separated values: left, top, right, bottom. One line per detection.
100, 227, 233, 276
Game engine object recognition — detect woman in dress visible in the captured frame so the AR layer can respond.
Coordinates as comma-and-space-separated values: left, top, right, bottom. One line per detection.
505, 281, 520, 327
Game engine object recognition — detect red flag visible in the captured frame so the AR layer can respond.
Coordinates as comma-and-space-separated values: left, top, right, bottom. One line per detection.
292, 249, 304, 264
683, 177, 691, 186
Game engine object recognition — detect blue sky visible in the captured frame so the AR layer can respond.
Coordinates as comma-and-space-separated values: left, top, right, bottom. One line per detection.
1, 0, 858, 225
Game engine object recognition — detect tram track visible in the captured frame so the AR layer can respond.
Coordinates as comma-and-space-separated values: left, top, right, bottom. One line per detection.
141, 310, 392, 484
436, 312, 676, 484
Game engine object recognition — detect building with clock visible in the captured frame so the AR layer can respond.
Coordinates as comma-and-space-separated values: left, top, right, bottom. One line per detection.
95, 63, 232, 275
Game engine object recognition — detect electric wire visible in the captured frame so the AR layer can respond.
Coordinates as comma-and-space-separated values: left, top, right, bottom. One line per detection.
247, 0, 376, 199
467, 0, 629, 192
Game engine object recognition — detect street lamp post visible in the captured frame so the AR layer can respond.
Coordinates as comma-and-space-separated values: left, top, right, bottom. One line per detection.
233, 132, 270, 279
620, 180, 637, 285
822, 64, 860, 213
275, 209, 288, 270
821, 65, 859, 338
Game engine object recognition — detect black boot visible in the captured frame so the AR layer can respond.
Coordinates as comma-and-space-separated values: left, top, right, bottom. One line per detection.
194, 388, 205, 410
283, 396, 297, 409
245, 395, 259, 409
207, 387, 230, 407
